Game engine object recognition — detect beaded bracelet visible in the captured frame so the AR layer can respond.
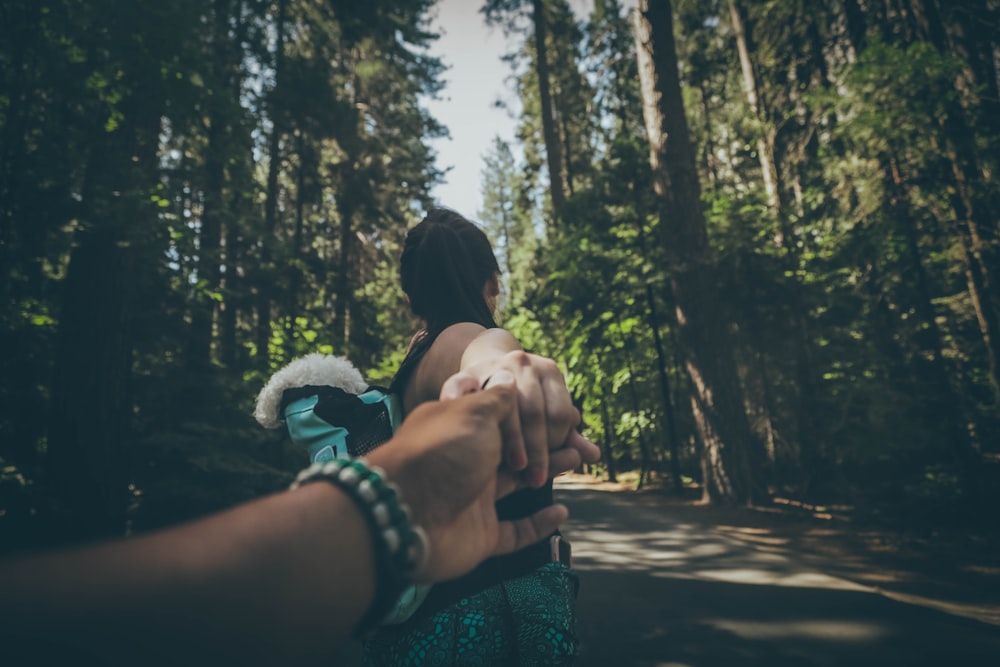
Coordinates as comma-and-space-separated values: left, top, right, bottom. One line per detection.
290, 458, 430, 636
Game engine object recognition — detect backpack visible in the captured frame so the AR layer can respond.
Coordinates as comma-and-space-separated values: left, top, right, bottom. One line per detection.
254, 353, 430, 624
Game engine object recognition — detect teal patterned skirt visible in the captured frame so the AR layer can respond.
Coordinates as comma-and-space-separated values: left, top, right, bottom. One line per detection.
362, 563, 578, 666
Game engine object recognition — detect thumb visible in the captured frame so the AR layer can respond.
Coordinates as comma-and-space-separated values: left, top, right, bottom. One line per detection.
482, 373, 527, 472
440, 372, 481, 401
493, 504, 570, 557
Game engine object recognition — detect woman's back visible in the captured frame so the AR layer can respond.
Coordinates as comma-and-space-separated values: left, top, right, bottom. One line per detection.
361, 208, 580, 665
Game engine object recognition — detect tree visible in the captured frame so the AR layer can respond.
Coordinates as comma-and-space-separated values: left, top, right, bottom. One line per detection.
634, 0, 763, 504
484, 0, 575, 226
479, 136, 540, 312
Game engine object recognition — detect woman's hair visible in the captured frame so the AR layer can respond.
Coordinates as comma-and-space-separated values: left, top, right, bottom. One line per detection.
399, 207, 499, 334
391, 207, 500, 394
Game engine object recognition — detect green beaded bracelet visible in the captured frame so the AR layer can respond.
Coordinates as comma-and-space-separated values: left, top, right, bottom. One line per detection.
290, 458, 430, 635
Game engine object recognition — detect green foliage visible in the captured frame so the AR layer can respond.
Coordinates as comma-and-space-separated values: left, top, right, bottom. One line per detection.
2, 0, 999, 544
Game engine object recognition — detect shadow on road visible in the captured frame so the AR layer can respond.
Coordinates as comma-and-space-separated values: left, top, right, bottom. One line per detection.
559, 484, 1000, 667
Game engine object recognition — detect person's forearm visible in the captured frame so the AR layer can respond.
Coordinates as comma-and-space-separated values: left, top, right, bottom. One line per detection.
459, 327, 523, 370
0, 482, 376, 665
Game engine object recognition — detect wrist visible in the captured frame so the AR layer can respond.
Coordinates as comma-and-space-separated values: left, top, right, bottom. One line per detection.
289, 458, 429, 635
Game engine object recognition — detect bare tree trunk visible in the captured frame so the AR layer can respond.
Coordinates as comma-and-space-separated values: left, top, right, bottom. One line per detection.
621, 335, 654, 489
728, 0, 780, 211
903, 0, 1000, 404
645, 284, 684, 494
284, 132, 307, 361
531, 0, 566, 222
599, 396, 618, 483
190, 0, 234, 373
257, 0, 287, 366
334, 161, 356, 353
885, 155, 982, 493
48, 230, 135, 541
635, 0, 763, 505
47, 74, 161, 539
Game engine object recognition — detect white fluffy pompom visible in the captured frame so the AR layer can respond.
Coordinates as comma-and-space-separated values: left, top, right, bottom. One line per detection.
253, 353, 369, 429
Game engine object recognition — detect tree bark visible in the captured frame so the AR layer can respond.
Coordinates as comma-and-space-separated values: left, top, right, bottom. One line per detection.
48, 230, 135, 541
728, 0, 780, 212
257, 0, 288, 365
190, 0, 234, 373
902, 0, 1000, 404
599, 394, 618, 483
885, 154, 982, 492
634, 0, 763, 505
644, 283, 684, 494
621, 334, 654, 489
47, 69, 162, 539
531, 0, 566, 222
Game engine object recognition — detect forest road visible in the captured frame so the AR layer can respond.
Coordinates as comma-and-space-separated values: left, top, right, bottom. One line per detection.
557, 475, 1000, 667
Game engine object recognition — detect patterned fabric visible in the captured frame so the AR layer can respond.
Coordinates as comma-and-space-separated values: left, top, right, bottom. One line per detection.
362, 563, 578, 666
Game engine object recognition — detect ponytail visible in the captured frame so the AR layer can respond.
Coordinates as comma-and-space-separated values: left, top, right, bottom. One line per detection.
391, 208, 500, 394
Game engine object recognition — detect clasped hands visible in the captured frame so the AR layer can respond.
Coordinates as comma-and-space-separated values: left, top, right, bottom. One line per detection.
370, 350, 601, 583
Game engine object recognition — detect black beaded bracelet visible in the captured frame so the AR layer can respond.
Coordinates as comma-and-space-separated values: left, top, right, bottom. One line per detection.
290, 458, 430, 636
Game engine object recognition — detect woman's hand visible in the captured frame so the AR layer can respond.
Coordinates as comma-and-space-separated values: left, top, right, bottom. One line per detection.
370, 382, 571, 583
439, 348, 601, 488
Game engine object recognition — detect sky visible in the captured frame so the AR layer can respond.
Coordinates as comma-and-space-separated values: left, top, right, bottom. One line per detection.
422, 0, 598, 221
422, 0, 520, 220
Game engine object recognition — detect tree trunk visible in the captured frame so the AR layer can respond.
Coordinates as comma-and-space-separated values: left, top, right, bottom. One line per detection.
634, 0, 763, 505
599, 395, 618, 483
189, 0, 234, 373
630, 182, 685, 493
48, 230, 135, 541
841, 0, 867, 57
621, 336, 654, 489
885, 155, 982, 492
220, 218, 240, 369
531, 0, 566, 222
284, 132, 306, 361
946, 1, 999, 133
645, 284, 684, 494
334, 162, 356, 354
902, 0, 1000, 404
47, 73, 162, 539
257, 0, 287, 366
728, 0, 780, 212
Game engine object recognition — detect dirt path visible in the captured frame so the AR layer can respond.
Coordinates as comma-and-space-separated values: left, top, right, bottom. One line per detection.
557, 474, 1000, 666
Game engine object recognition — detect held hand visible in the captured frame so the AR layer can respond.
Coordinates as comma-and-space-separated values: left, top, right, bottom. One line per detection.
440, 350, 601, 486
368, 383, 569, 583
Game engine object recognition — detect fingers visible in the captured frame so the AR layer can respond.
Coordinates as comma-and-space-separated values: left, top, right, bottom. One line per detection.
485, 372, 527, 472
514, 358, 549, 488
540, 367, 579, 451
565, 430, 601, 464
492, 504, 570, 557
440, 350, 590, 488
439, 372, 481, 401
548, 447, 582, 478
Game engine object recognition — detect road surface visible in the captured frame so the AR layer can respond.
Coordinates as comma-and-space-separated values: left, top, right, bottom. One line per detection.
557, 476, 1000, 666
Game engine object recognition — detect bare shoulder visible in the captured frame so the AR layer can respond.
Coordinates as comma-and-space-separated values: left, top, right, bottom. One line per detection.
435, 322, 489, 349
404, 323, 488, 410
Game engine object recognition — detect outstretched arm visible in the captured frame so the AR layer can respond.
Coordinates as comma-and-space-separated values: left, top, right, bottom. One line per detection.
408, 323, 601, 486
0, 384, 566, 666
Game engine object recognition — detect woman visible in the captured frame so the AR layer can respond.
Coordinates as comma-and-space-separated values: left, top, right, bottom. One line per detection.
362, 208, 587, 665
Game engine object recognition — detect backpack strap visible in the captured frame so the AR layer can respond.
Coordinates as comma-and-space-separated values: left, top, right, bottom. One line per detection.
281, 385, 395, 460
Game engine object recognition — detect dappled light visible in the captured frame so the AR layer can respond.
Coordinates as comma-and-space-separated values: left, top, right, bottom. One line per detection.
709, 619, 888, 642
559, 481, 1000, 666
562, 488, 868, 592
